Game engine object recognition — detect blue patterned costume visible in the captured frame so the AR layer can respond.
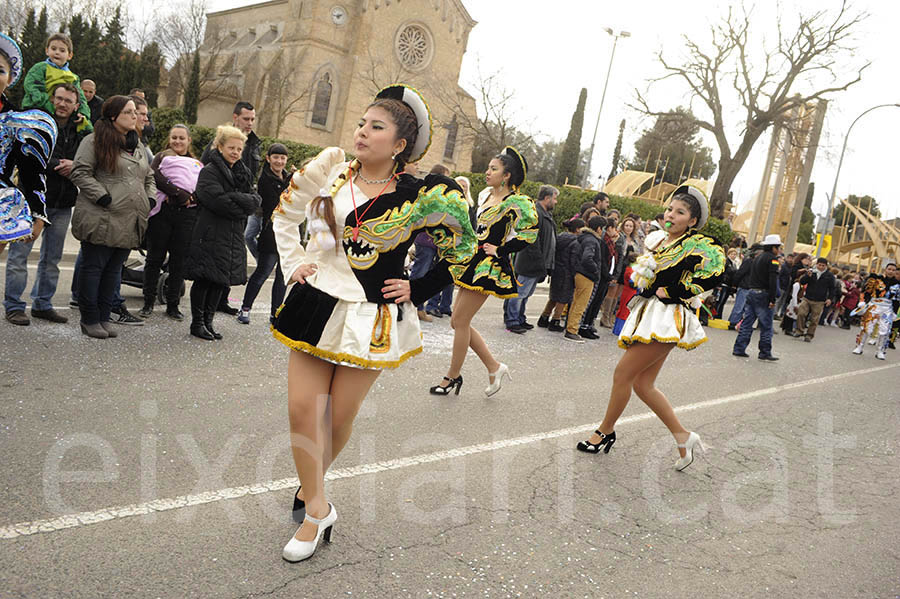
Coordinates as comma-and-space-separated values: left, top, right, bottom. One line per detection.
0, 99, 58, 242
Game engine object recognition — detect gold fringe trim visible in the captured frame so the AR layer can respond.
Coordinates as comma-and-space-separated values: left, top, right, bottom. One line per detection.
453, 279, 518, 299
617, 333, 708, 351
271, 326, 422, 369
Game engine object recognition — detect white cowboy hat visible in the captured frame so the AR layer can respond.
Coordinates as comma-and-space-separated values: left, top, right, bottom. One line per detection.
762, 233, 783, 246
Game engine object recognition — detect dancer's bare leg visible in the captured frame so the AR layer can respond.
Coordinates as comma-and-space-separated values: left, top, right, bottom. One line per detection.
467, 325, 501, 378
631, 350, 690, 456
443, 288, 493, 382
287, 351, 334, 541
295, 365, 380, 505
591, 342, 672, 440
324, 365, 381, 470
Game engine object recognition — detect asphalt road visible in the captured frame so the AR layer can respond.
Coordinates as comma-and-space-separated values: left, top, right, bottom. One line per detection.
1, 252, 898, 598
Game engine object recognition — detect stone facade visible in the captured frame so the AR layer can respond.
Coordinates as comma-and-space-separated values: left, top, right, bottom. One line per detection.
161, 0, 478, 172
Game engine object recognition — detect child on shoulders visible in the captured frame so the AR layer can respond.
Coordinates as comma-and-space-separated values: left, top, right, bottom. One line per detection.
23, 32, 92, 133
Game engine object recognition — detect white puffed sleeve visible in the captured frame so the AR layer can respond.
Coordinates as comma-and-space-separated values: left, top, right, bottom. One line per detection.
273, 147, 346, 283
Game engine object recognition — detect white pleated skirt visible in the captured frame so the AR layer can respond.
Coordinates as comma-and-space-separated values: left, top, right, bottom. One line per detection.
272, 283, 423, 370
618, 295, 708, 351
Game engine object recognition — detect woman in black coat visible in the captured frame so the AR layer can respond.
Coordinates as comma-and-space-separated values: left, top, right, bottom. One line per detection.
186, 125, 260, 340
237, 143, 291, 326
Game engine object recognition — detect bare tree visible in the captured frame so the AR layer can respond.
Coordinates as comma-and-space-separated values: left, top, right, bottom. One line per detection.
0, 0, 42, 37
253, 48, 312, 137
155, 0, 231, 108
633, 1, 868, 217
155, 0, 207, 65
431, 65, 538, 170
357, 45, 409, 95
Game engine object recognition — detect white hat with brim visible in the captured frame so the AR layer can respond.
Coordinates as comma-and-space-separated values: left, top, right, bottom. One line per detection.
0, 33, 24, 88
670, 185, 710, 230
762, 233, 783, 246
374, 84, 433, 164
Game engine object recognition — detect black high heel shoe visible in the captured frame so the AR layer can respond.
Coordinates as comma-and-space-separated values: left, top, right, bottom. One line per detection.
292, 485, 305, 523
576, 430, 616, 454
429, 375, 463, 396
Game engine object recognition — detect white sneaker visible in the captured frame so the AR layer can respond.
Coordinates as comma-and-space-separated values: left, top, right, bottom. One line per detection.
876, 351, 886, 360
283, 503, 337, 562
852, 345, 863, 355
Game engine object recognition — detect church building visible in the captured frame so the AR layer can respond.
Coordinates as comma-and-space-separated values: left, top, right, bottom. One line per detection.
163, 0, 478, 172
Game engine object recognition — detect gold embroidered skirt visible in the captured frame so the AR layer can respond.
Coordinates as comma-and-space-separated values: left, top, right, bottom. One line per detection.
618, 295, 708, 351
272, 283, 423, 370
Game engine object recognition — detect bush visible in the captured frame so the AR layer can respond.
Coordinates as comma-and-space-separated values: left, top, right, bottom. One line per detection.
148, 106, 189, 152
257, 136, 324, 173
451, 170, 734, 246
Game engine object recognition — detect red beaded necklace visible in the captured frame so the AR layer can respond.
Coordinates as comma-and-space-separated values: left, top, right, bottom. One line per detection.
349, 172, 396, 242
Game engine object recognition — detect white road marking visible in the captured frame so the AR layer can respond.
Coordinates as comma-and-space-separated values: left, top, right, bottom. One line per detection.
1, 362, 897, 539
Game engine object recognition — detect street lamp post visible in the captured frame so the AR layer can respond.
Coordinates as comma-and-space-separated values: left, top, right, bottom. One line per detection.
583, 28, 630, 188
815, 103, 900, 259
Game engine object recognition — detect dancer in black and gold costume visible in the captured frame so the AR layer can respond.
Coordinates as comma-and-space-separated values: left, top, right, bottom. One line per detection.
576, 186, 725, 471
430, 146, 538, 397
272, 84, 476, 563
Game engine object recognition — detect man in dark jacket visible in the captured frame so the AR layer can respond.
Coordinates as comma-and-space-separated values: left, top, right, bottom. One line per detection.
793, 257, 838, 342
728, 244, 762, 328
81, 79, 103, 125
774, 253, 794, 318
565, 216, 605, 342
504, 185, 558, 333
4, 83, 86, 326
578, 219, 616, 338
733, 234, 782, 360
200, 101, 262, 314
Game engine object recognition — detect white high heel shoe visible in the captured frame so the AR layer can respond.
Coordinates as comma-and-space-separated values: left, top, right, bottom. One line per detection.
674, 432, 706, 471
484, 363, 511, 397
282, 503, 337, 562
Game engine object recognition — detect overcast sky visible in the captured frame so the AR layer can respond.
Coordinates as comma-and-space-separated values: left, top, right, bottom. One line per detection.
208, 0, 899, 220
457, 0, 900, 221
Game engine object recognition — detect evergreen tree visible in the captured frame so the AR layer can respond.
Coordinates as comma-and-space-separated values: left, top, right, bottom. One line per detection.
608, 119, 625, 180
555, 87, 587, 186
183, 50, 201, 123
628, 107, 716, 186
66, 16, 105, 93
99, 7, 127, 95
138, 42, 162, 107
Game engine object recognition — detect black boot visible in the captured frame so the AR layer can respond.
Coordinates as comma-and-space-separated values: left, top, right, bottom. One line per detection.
190, 303, 214, 340
537, 315, 550, 328
138, 297, 154, 318
204, 293, 223, 340
166, 303, 184, 321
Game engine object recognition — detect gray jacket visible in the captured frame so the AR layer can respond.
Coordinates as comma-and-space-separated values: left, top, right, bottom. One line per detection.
71, 134, 156, 249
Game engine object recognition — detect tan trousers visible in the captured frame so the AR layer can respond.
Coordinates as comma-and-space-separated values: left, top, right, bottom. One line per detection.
796, 298, 825, 339
567, 274, 595, 334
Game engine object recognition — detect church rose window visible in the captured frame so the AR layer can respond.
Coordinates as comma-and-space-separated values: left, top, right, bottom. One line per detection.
395, 24, 433, 70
